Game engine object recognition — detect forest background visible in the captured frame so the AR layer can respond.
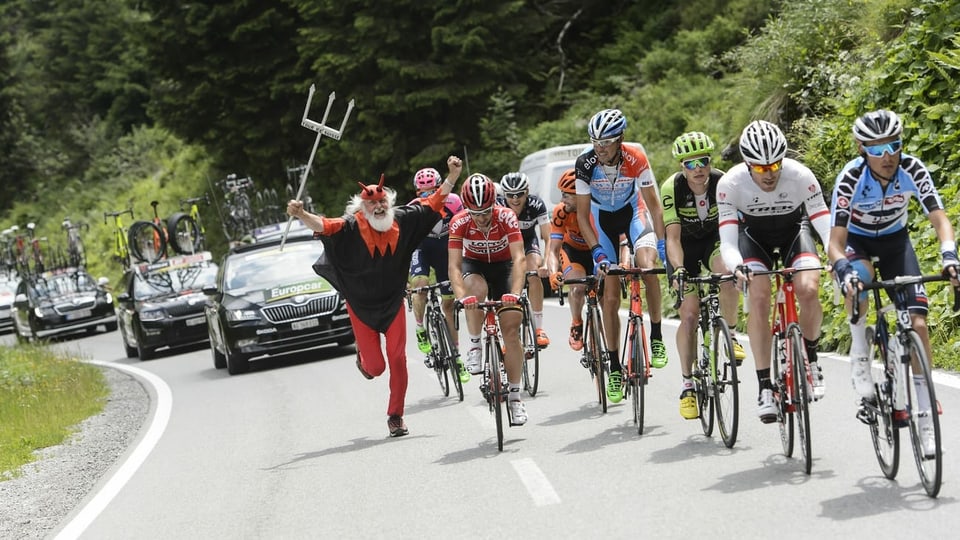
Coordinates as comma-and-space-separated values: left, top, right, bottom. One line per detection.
2, 0, 960, 369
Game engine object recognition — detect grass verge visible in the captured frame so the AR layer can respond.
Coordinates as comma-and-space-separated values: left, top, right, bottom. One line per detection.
0, 343, 108, 480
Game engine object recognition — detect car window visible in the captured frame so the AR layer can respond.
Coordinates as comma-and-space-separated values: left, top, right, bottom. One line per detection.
27, 272, 98, 299
224, 242, 322, 293
133, 264, 219, 301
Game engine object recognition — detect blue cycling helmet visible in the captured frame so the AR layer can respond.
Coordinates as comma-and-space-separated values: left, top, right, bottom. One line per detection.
588, 109, 627, 140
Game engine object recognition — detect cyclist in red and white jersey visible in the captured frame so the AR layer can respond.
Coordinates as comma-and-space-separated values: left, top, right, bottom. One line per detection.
717, 120, 831, 423
498, 172, 552, 348
449, 173, 529, 424
575, 108, 667, 405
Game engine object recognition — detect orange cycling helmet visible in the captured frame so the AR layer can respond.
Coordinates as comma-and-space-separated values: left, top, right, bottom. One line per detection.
557, 169, 577, 194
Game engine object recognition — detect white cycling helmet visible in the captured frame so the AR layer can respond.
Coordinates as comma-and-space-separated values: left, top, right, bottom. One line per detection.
587, 109, 627, 140
852, 110, 903, 142
739, 120, 788, 165
499, 172, 529, 193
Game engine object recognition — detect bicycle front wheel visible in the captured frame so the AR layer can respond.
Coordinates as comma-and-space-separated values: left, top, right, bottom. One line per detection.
772, 333, 794, 457
128, 220, 166, 263
712, 318, 739, 448
425, 308, 450, 397
433, 308, 463, 402
586, 309, 607, 413
521, 299, 540, 396
903, 329, 941, 497
695, 324, 714, 438
788, 324, 813, 474
628, 317, 646, 435
167, 212, 203, 254
866, 325, 899, 479
486, 337, 505, 452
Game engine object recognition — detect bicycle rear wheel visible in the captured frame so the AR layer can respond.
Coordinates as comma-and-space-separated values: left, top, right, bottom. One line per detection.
903, 329, 941, 497
128, 220, 166, 263
772, 333, 795, 457
167, 212, 203, 254
487, 337, 505, 452
520, 298, 540, 396
425, 308, 450, 397
433, 307, 464, 402
866, 325, 899, 479
788, 324, 813, 474
713, 318, 739, 448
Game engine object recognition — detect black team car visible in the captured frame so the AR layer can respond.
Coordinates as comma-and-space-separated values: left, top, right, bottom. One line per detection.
204, 234, 354, 375
11, 268, 117, 342
116, 252, 219, 360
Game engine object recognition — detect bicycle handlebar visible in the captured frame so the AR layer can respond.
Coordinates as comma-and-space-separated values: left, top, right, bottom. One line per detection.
850, 273, 960, 324
103, 208, 134, 224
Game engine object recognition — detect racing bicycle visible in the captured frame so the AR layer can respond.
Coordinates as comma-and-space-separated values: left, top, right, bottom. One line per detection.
519, 270, 541, 396
168, 194, 209, 254
558, 274, 610, 413
677, 272, 740, 447
852, 272, 959, 498
406, 280, 464, 402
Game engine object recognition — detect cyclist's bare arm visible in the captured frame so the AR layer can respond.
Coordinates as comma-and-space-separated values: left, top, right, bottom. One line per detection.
508, 240, 526, 298
448, 246, 468, 301
641, 184, 666, 240
575, 193, 599, 250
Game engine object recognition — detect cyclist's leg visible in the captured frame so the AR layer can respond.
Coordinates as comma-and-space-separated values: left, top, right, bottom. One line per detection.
786, 222, 823, 352
740, 230, 776, 418
491, 259, 528, 423
409, 245, 432, 353
844, 233, 879, 398
709, 241, 744, 355
461, 260, 490, 374
594, 207, 628, 370
383, 305, 410, 419
524, 238, 549, 345
562, 247, 589, 350
632, 212, 667, 366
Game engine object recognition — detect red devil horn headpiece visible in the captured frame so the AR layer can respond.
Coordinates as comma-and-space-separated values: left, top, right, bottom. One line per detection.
357, 173, 387, 201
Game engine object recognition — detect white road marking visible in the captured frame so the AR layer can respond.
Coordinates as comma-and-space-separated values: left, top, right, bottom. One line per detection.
511, 458, 561, 506
55, 361, 172, 540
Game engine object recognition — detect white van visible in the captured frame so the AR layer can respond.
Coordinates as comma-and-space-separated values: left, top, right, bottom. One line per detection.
518, 142, 646, 207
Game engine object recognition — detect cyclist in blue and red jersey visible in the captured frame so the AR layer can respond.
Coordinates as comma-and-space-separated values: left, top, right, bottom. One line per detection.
407, 163, 467, 382
449, 174, 529, 424
575, 108, 667, 404
498, 171, 552, 348
828, 110, 958, 456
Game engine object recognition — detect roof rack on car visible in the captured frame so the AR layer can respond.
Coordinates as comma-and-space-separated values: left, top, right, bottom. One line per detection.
135, 252, 213, 275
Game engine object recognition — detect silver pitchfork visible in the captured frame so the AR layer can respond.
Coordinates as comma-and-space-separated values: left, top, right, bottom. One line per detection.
280, 84, 355, 250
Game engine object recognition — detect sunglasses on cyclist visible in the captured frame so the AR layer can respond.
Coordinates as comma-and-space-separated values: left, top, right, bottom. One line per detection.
747, 161, 782, 174
591, 136, 620, 148
467, 208, 492, 217
682, 156, 711, 170
503, 191, 526, 199
863, 139, 903, 157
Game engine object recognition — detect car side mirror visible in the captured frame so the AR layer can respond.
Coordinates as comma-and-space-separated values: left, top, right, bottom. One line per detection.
116, 292, 131, 302
14, 293, 28, 306
202, 284, 219, 296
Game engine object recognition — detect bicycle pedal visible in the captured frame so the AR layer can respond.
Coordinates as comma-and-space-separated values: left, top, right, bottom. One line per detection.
855, 406, 874, 426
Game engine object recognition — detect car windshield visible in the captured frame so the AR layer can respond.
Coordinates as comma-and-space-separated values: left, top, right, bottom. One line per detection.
30, 272, 98, 299
134, 263, 218, 301
224, 241, 323, 294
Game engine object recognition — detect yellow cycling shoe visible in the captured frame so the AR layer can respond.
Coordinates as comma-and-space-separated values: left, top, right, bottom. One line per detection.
732, 337, 747, 364
679, 389, 699, 420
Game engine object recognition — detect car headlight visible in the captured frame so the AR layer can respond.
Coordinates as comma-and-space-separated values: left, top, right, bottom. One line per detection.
140, 309, 166, 322
34, 307, 52, 318
227, 309, 260, 322
104, 292, 113, 304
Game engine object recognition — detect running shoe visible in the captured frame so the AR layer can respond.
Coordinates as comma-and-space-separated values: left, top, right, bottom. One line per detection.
388, 414, 408, 437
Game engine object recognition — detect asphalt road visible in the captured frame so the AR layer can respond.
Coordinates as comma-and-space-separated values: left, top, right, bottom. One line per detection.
20, 299, 960, 539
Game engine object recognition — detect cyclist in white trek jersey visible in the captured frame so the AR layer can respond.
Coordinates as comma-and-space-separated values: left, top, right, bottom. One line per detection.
717, 120, 831, 423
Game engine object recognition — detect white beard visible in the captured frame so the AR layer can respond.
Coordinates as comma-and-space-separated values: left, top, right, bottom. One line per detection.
365, 206, 395, 232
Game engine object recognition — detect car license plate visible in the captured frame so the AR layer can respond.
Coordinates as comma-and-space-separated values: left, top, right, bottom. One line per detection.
186, 316, 206, 327
66, 309, 92, 320
291, 318, 319, 331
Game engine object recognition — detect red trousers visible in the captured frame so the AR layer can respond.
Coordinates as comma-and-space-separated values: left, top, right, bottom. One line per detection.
347, 303, 408, 417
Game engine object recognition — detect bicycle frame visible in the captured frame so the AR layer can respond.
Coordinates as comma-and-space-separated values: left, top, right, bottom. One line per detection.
104, 208, 134, 268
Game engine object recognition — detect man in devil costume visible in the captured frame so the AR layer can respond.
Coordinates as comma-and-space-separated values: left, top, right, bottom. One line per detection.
287, 156, 463, 437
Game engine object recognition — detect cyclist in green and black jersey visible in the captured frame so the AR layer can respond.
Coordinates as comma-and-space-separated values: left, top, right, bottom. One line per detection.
661, 132, 746, 420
